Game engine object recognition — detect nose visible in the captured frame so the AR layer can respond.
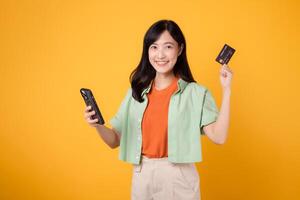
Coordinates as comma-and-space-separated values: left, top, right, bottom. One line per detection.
157, 49, 166, 59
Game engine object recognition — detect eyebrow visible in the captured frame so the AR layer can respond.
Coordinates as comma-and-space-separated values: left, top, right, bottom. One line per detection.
152, 42, 175, 45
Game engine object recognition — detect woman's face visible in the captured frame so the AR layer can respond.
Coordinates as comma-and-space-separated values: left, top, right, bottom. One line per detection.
148, 30, 182, 76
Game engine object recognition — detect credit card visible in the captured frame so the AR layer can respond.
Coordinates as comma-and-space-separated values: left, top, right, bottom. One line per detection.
216, 44, 235, 65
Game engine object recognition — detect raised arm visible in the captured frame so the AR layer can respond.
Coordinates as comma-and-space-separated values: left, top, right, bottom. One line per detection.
203, 64, 233, 144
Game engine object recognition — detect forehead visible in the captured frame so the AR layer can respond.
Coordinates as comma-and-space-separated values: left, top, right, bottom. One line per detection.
153, 31, 178, 45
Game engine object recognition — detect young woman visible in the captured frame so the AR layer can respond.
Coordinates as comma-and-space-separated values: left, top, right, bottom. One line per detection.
84, 19, 233, 200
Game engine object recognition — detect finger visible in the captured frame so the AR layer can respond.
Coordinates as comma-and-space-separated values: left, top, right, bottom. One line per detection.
87, 117, 99, 124
87, 110, 96, 117
222, 63, 230, 69
222, 64, 230, 69
225, 66, 232, 72
85, 105, 92, 111
221, 73, 227, 78
84, 110, 96, 119
220, 68, 228, 74
220, 70, 226, 76
222, 66, 233, 74
221, 67, 230, 76
222, 64, 229, 70
220, 69, 225, 76
223, 65, 233, 73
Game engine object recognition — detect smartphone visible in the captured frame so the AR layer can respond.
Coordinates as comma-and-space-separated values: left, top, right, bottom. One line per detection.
80, 88, 105, 125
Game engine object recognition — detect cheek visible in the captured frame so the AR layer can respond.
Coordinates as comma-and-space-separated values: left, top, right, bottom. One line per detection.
148, 53, 156, 66
168, 53, 178, 63
167, 50, 178, 59
148, 51, 155, 60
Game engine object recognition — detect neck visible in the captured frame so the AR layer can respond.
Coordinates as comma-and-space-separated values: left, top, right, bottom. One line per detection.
154, 72, 177, 90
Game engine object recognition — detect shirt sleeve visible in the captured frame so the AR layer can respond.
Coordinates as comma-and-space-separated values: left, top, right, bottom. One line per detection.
109, 88, 132, 136
200, 89, 219, 135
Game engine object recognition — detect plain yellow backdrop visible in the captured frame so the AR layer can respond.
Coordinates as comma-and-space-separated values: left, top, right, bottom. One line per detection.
1, 0, 300, 199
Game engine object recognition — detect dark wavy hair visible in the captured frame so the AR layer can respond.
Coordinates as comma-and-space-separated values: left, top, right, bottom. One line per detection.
130, 19, 196, 102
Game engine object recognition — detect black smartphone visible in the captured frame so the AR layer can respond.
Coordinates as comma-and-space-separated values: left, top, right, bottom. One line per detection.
80, 88, 105, 125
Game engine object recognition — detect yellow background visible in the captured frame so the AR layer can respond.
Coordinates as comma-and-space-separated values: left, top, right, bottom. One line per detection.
1, 0, 299, 199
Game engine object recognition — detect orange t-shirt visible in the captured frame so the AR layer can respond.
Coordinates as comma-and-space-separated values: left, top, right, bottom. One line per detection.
141, 76, 179, 158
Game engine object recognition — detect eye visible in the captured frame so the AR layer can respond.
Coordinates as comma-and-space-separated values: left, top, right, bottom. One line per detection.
150, 45, 157, 49
167, 45, 173, 49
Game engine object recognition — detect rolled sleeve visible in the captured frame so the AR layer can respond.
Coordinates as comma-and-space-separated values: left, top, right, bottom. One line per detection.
110, 116, 122, 136
200, 89, 219, 135
109, 88, 132, 136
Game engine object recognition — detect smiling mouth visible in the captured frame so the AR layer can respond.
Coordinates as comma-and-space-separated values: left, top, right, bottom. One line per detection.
155, 61, 169, 66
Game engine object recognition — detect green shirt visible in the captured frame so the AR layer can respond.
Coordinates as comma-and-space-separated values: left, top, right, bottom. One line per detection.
110, 78, 219, 164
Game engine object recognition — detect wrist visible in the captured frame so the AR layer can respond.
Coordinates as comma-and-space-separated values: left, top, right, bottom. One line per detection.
95, 124, 103, 129
222, 87, 231, 95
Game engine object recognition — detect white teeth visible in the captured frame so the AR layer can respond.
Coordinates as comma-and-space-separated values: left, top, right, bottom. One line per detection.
156, 61, 168, 64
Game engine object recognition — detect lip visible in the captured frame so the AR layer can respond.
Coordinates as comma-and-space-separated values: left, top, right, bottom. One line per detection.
155, 61, 169, 66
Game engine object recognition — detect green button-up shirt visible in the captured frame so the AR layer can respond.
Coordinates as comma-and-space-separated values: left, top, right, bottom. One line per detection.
110, 78, 219, 164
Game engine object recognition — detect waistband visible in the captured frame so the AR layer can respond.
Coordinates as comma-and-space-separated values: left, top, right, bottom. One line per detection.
141, 155, 169, 163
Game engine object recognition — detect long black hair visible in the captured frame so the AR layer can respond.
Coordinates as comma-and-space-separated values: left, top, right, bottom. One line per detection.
130, 19, 196, 102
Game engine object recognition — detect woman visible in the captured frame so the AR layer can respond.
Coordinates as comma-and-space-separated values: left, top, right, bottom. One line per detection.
84, 19, 233, 200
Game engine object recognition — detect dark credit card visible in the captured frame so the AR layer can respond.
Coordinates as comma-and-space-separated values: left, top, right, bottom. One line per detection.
216, 44, 235, 65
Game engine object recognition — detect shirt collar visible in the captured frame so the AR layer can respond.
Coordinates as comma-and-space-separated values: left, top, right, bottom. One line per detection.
141, 77, 189, 96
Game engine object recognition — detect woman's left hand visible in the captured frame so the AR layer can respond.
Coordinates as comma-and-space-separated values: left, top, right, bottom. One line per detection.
220, 64, 233, 91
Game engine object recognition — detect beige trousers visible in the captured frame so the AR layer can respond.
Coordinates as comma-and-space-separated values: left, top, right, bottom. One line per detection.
131, 155, 200, 200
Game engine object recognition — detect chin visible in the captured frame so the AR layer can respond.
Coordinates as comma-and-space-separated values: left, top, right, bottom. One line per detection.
154, 66, 172, 72
154, 66, 169, 71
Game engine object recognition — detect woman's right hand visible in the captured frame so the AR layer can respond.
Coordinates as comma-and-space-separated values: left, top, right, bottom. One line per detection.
84, 105, 99, 128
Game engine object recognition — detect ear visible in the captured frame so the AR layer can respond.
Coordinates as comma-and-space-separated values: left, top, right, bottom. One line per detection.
178, 44, 184, 56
